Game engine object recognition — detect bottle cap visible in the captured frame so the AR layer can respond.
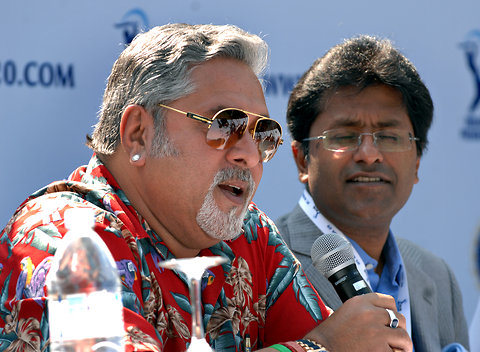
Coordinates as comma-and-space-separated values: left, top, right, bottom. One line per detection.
64, 207, 95, 230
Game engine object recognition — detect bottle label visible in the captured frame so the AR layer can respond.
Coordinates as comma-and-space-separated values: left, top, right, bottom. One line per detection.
49, 290, 124, 342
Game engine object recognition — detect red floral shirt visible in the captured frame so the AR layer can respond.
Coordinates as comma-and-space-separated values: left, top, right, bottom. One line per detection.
0, 155, 329, 351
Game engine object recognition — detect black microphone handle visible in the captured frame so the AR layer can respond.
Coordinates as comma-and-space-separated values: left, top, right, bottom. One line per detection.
327, 263, 372, 302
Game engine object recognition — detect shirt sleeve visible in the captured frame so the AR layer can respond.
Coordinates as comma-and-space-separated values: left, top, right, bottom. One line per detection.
0, 198, 164, 352
245, 204, 330, 346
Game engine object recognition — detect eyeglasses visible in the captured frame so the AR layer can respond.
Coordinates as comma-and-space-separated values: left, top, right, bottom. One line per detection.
303, 128, 419, 153
159, 104, 283, 162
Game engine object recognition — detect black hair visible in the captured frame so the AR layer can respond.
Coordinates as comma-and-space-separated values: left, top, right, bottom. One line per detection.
287, 35, 433, 157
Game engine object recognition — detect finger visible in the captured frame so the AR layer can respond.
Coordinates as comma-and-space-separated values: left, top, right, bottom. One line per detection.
369, 292, 398, 310
388, 327, 413, 352
366, 293, 408, 331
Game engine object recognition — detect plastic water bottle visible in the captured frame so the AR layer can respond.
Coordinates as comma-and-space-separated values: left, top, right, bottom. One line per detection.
46, 208, 125, 351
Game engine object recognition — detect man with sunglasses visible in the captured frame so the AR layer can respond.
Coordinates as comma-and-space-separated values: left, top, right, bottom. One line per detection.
0, 25, 412, 352
276, 35, 469, 351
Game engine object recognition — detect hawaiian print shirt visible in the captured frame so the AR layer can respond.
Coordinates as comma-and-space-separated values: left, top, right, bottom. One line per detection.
0, 154, 329, 352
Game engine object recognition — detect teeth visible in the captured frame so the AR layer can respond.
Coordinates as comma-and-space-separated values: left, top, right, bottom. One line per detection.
219, 183, 243, 196
229, 185, 242, 195
353, 176, 381, 182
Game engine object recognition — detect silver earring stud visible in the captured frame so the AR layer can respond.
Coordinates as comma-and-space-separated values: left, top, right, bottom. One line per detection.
131, 154, 140, 162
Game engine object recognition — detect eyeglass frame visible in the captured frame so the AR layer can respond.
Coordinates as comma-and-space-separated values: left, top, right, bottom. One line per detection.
302, 128, 420, 153
158, 103, 284, 162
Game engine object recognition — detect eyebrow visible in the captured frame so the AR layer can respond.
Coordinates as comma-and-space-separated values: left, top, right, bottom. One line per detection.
331, 117, 403, 129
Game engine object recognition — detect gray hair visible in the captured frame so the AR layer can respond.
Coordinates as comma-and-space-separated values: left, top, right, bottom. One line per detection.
87, 23, 269, 156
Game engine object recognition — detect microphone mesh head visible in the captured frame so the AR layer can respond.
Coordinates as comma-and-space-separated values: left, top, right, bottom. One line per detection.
310, 233, 355, 278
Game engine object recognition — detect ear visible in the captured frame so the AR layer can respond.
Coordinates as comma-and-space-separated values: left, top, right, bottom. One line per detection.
119, 105, 154, 166
292, 140, 309, 184
414, 156, 420, 184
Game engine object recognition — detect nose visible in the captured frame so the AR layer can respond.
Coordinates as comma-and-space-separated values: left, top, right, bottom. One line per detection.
352, 133, 384, 165
225, 131, 262, 168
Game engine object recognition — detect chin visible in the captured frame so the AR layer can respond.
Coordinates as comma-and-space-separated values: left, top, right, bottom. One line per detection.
197, 205, 244, 242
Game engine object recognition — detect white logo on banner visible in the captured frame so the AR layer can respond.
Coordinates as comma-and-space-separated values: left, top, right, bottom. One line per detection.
115, 8, 150, 45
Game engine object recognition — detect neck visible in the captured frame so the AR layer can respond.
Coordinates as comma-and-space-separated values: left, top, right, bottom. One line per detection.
101, 151, 205, 259
328, 217, 390, 263
340, 224, 389, 275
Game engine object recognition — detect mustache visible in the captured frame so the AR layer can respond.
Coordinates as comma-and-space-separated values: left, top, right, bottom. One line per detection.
345, 164, 394, 181
213, 167, 256, 198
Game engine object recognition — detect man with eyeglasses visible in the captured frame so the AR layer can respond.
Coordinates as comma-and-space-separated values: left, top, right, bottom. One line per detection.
0, 25, 412, 352
276, 35, 469, 352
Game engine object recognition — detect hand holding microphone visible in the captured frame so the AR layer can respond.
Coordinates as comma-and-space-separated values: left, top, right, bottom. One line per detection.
310, 233, 400, 327
303, 233, 412, 351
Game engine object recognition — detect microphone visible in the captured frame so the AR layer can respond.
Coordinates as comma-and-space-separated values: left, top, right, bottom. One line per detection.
311, 233, 372, 302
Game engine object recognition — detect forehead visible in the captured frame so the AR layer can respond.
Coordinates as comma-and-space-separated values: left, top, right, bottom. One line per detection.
314, 84, 412, 130
187, 57, 269, 118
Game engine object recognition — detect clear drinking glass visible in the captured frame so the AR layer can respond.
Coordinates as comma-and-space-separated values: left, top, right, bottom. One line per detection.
159, 256, 228, 352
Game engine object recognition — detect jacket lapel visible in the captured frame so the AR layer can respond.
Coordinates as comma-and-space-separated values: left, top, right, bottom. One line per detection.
398, 239, 439, 352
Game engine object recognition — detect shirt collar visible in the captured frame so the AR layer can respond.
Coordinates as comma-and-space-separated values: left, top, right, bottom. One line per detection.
347, 231, 404, 287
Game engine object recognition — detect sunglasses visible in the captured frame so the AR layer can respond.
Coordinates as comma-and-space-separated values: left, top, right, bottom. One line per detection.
159, 104, 283, 162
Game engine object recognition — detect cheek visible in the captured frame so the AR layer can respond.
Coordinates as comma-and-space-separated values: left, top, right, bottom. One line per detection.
393, 156, 419, 191
310, 151, 345, 177
251, 165, 263, 193
307, 157, 340, 192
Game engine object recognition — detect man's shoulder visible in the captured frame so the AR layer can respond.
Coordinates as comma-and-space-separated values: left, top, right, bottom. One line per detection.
2, 179, 109, 242
397, 237, 439, 259
396, 237, 452, 273
275, 205, 304, 232
274, 211, 289, 231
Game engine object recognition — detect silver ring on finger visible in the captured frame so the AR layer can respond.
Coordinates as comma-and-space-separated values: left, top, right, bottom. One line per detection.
386, 308, 399, 328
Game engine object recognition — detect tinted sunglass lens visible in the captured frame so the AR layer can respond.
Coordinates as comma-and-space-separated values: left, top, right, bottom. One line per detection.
205, 109, 248, 150
254, 119, 282, 162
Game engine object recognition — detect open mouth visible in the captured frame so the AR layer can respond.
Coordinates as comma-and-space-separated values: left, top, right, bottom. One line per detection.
218, 183, 244, 197
212, 168, 255, 207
